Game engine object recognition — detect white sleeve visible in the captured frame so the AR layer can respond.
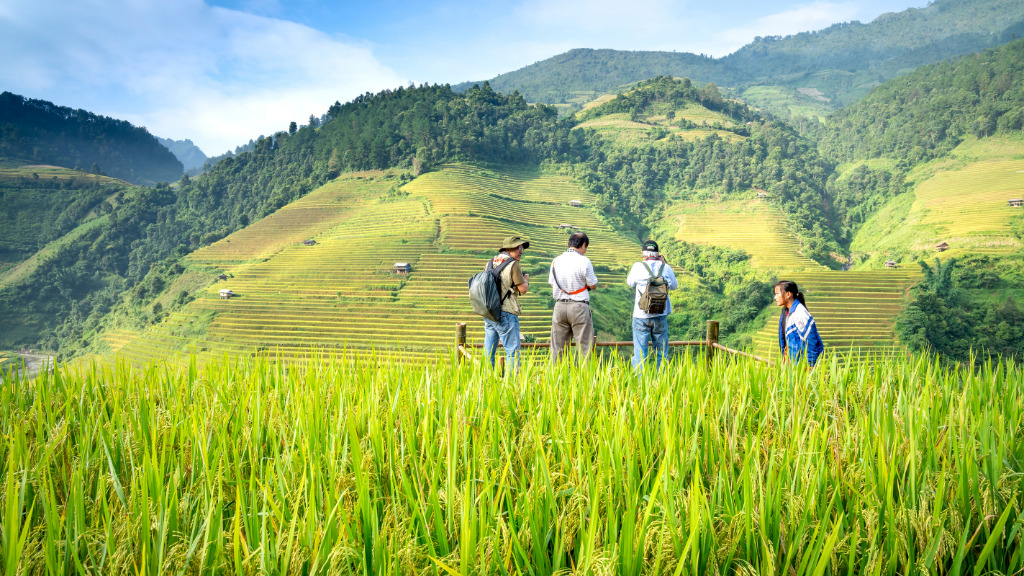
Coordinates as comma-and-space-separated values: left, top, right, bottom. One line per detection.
663, 265, 678, 290
626, 263, 640, 288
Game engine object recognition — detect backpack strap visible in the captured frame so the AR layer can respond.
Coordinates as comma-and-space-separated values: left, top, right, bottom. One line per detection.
492, 255, 516, 303
550, 264, 588, 296
641, 261, 664, 280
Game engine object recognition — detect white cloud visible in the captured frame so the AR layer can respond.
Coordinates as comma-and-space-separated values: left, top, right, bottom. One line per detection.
0, 0, 405, 155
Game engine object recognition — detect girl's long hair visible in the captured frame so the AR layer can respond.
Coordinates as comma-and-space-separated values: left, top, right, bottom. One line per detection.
775, 280, 806, 307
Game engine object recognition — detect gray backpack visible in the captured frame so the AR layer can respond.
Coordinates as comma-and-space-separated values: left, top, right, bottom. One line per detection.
468, 257, 515, 321
638, 261, 668, 314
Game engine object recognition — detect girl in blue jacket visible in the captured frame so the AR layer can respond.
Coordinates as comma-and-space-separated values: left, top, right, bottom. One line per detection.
775, 281, 824, 366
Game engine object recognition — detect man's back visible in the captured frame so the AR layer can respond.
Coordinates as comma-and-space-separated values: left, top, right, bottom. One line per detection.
626, 260, 678, 318
549, 249, 598, 301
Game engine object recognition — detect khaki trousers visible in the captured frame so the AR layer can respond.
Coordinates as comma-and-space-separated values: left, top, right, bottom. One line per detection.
550, 301, 595, 362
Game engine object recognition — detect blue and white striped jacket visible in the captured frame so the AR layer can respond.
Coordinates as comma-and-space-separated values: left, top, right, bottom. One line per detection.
778, 301, 824, 366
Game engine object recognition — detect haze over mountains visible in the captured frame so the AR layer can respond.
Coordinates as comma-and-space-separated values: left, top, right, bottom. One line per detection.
457, 0, 1024, 117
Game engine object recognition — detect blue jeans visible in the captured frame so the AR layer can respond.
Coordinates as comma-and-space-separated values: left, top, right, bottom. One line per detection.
484, 311, 521, 371
632, 316, 668, 370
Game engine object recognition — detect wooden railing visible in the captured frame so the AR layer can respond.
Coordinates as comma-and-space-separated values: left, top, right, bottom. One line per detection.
454, 320, 773, 367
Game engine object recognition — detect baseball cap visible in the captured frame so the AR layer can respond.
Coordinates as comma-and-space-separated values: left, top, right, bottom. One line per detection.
642, 240, 659, 252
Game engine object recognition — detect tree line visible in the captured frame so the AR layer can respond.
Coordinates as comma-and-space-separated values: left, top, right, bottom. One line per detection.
0, 92, 183, 184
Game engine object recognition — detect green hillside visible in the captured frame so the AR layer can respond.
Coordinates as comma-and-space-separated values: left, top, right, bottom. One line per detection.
851, 137, 1024, 266
0, 92, 183, 184
105, 164, 642, 365
0, 161, 128, 274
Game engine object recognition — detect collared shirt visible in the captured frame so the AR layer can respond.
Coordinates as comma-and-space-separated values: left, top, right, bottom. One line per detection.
548, 249, 598, 302
626, 259, 678, 318
490, 252, 526, 315
778, 301, 824, 366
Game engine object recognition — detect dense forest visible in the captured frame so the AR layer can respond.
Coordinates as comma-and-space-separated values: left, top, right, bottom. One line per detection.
0, 175, 125, 265
0, 92, 183, 184
896, 256, 1024, 362
820, 38, 1024, 165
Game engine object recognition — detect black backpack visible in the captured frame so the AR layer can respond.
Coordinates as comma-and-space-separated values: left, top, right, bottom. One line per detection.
468, 256, 515, 321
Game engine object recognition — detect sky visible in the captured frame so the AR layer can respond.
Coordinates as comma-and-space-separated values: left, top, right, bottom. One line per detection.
0, 0, 926, 156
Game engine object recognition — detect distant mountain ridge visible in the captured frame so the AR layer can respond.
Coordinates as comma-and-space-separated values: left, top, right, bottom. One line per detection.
456, 0, 1024, 114
0, 92, 182, 184
157, 137, 207, 172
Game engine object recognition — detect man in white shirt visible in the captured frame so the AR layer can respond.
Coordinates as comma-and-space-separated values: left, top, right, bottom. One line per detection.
548, 232, 599, 362
626, 240, 679, 371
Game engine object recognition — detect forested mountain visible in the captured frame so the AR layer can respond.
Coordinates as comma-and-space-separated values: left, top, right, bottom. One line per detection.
157, 137, 208, 172
0, 92, 183, 184
455, 50, 722, 109
457, 0, 1024, 115
821, 39, 1024, 166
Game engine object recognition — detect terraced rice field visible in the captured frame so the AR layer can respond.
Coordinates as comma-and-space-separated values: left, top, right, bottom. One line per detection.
0, 164, 120, 184
662, 198, 921, 358
576, 112, 744, 145
111, 164, 641, 365
912, 159, 1024, 256
664, 198, 822, 270
189, 174, 380, 264
749, 269, 920, 359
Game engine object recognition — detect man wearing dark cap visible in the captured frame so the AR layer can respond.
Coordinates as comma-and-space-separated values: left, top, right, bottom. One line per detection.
484, 236, 530, 370
626, 240, 678, 371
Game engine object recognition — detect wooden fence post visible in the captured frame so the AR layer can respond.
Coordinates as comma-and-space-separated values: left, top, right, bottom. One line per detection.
455, 323, 467, 364
705, 320, 719, 365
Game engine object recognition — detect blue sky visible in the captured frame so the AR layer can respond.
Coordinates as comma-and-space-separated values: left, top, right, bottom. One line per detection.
1, 0, 925, 156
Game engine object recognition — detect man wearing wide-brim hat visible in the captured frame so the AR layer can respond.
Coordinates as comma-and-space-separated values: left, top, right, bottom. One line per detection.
483, 235, 531, 370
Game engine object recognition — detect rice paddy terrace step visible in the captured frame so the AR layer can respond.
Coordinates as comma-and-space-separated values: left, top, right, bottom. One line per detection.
665, 199, 823, 270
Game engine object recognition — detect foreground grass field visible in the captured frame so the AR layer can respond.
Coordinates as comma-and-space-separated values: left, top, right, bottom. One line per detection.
3, 351, 1023, 574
